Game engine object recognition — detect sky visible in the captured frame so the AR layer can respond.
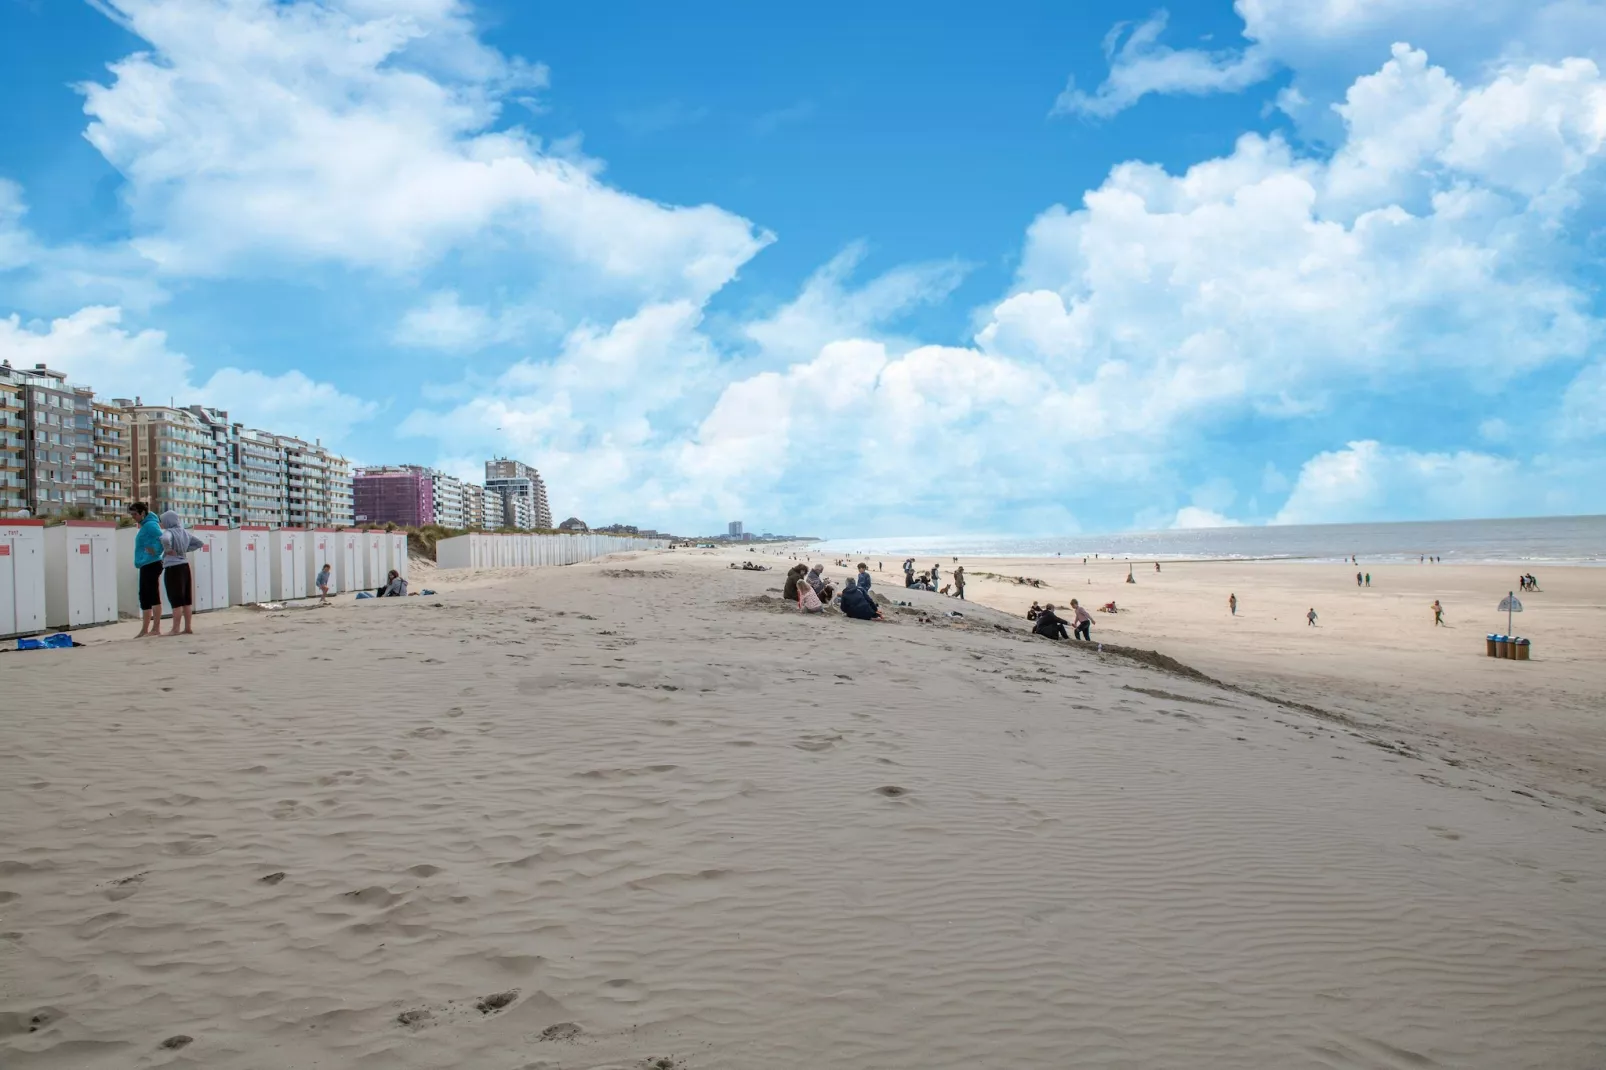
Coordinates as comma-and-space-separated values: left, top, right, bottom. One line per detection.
1, 0, 1604, 537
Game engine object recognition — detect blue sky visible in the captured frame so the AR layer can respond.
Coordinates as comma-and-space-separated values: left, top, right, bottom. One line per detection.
1, 0, 1603, 536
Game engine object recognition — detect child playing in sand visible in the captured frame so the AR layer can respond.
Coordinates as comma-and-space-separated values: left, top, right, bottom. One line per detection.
316, 563, 332, 600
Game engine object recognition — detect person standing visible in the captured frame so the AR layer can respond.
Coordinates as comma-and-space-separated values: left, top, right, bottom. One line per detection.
953, 564, 965, 600
1432, 599, 1444, 626
129, 502, 164, 638
1365, 572, 1371, 587
316, 563, 333, 601
1069, 598, 1092, 641
856, 562, 872, 592
1228, 593, 1237, 616
931, 562, 940, 588
1356, 571, 1363, 587
158, 510, 199, 636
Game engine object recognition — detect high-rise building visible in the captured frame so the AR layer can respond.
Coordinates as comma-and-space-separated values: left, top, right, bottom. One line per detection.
122, 401, 229, 523
2, 363, 96, 517
0, 367, 29, 515
126, 403, 229, 525
428, 470, 470, 528
279, 435, 350, 528
484, 457, 552, 530
90, 399, 130, 517
353, 465, 434, 527
728, 520, 743, 537
235, 427, 287, 526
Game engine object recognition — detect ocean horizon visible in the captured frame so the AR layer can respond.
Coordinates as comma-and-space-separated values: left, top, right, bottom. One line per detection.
811, 514, 1606, 566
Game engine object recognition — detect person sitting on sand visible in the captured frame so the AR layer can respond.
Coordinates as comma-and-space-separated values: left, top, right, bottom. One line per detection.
807, 565, 836, 602
798, 577, 824, 614
783, 564, 807, 602
1033, 604, 1069, 640
840, 583, 882, 621
1069, 599, 1092, 641
377, 570, 407, 597
1026, 600, 1042, 621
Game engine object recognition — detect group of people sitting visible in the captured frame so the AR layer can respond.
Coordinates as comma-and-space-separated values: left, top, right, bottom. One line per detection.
730, 560, 770, 571
1518, 573, 1540, 591
786, 562, 882, 620
1027, 599, 1094, 642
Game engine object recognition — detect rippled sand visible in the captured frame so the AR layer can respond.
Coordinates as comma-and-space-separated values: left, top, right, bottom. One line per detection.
2, 551, 1604, 1068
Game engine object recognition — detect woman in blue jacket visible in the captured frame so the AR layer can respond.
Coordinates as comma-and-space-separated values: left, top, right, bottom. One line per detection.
129, 502, 164, 638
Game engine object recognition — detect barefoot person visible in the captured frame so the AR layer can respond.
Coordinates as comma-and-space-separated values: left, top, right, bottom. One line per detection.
159, 510, 200, 636
1307, 607, 1318, 627
316, 563, 333, 601
129, 502, 164, 638
1432, 599, 1444, 626
1228, 593, 1238, 616
1069, 598, 1092, 641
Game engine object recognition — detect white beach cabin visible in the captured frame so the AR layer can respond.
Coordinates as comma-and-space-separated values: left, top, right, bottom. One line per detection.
271, 528, 308, 601
229, 527, 270, 605
363, 530, 385, 590
190, 525, 232, 612
44, 521, 118, 629
0, 518, 47, 638
389, 531, 409, 582
335, 529, 362, 593
308, 530, 336, 594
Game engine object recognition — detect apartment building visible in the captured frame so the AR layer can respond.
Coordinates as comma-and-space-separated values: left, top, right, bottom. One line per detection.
485, 457, 552, 530
280, 436, 351, 528
91, 399, 130, 516
0, 368, 25, 515
353, 465, 434, 527
235, 428, 287, 526
428, 470, 470, 528
2, 363, 97, 517
126, 403, 230, 525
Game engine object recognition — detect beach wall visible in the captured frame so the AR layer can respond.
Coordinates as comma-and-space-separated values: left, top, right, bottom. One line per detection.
434, 532, 667, 570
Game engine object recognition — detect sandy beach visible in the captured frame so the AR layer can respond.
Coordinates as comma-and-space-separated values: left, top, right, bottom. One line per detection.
3, 548, 1605, 1068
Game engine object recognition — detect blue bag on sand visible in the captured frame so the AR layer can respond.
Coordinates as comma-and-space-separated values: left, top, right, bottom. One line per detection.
419, 589, 436, 596
355, 591, 374, 599
18, 633, 75, 650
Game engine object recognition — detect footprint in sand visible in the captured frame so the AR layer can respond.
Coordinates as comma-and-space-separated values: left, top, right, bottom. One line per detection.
407, 726, 449, 740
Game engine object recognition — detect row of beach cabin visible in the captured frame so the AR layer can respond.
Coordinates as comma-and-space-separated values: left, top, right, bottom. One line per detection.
1, 523, 667, 639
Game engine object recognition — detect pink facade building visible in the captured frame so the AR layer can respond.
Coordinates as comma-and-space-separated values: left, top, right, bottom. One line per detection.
353, 466, 434, 527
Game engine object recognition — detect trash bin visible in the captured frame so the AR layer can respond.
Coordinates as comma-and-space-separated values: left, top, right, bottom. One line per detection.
1485, 634, 1498, 657
1515, 638, 1530, 661
1494, 635, 1509, 658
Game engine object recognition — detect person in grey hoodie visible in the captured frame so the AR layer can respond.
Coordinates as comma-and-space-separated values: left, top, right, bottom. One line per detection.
159, 510, 201, 636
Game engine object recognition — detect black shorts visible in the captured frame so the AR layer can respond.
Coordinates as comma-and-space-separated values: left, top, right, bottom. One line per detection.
164, 562, 193, 609
138, 562, 164, 610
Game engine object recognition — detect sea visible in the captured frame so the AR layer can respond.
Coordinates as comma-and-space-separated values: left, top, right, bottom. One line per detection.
811, 515, 1606, 566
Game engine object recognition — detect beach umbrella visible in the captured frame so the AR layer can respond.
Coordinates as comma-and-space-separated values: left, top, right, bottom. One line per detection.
1497, 590, 1523, 634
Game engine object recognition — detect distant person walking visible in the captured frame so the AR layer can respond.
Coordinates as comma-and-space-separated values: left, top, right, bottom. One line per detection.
1365, 572, 1371, 587
1070, 598, 1092, 641
1306, 607, 1318, 627
953, 565, 965, 600
1228, 593, 1237, 616
159, 510, 200, 636
1356, 571, 1363, 587
129, 502, 164, 638
1432, 599, 1444, 626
